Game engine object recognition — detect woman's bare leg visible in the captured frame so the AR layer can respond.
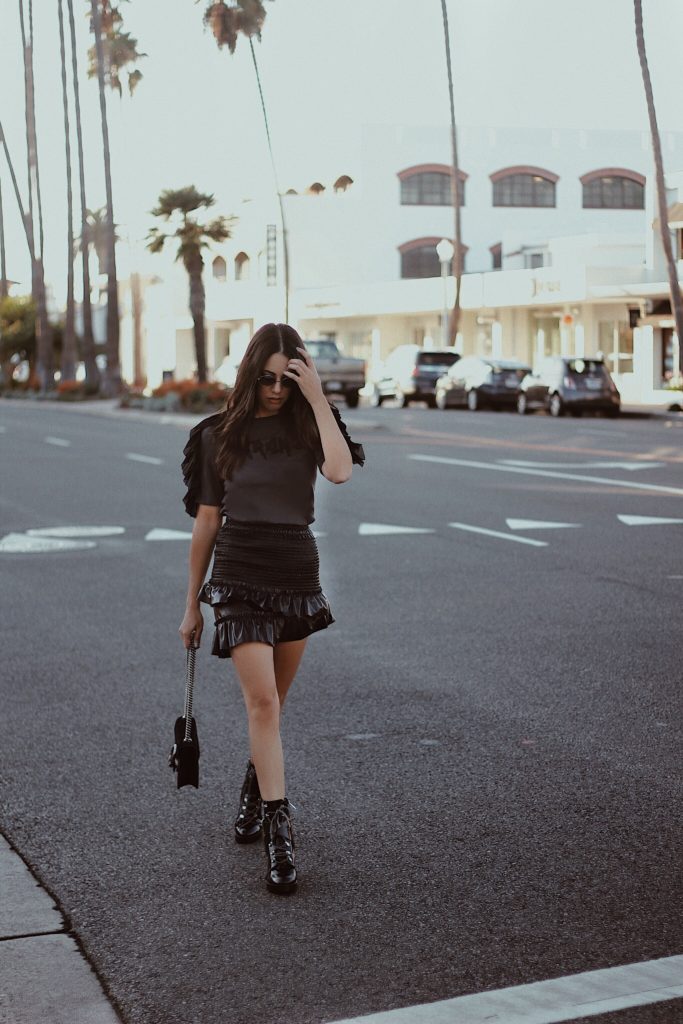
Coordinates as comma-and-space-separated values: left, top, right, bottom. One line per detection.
274, 638, 308, 709
231, 642, 284, 801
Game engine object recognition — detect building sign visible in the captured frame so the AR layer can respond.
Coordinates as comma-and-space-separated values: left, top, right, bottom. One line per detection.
531, 277, 562, 297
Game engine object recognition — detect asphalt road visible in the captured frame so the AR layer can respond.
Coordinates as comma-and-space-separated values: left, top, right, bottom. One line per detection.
1, 398, 682, 1024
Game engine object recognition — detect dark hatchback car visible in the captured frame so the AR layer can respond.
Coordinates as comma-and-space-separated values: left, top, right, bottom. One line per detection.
370, 346, 460, 407
434, 356, 531, 411
517, 357, 620, 417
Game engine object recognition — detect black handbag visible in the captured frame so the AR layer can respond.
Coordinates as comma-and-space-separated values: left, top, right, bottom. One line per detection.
168, 640, 200, 789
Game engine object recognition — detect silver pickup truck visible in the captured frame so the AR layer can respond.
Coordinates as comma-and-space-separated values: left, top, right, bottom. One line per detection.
304, 339, 365, 408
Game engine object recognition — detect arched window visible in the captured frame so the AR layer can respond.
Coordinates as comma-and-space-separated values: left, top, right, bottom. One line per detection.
491, 166, 558, 207
284, 188, 298, 195
307, 182, 325, 195
398, 164, 467, 206
334, 175, 354, 193
490, 243, 502, 270
212, 255, 227, 281
234, 252, 250, 281
581, 168, 645, 209
399, 237, 467, 279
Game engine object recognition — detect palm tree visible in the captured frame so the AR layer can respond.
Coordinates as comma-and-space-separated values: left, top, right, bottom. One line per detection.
87, 10, 146, 96
203, 1, 290, 320
57, 0, 77, 382
0, 175, 8, 300
634, 0, 683, 375
440, 0, 462, 345
67, 0, 99, 389
147, 186, 234, 383
89, 0, 121, 394
18, 0, 53, 390
82, 206, 119, 277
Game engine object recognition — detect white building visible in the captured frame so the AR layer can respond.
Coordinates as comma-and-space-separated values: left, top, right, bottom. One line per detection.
125, 124, 683, 404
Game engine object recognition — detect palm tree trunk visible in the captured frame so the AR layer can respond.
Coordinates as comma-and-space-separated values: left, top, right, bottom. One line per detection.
186, 253, 207, 383
58, 0, 77, 381
19, 0, 53, 391
90, 0, 121, 394
67, 0, 99, 388
440, 0, 462, 345
249, 39, 290, 322
0, 176, 8, 299
635, 0, 683, 375
0, 120, 31, 254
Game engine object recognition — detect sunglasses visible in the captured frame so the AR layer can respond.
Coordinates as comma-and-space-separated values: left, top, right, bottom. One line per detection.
256, 373, 295, 389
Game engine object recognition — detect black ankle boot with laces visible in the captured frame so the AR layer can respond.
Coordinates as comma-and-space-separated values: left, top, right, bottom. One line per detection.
263, 798, 297, 894
234, 761, 263, 844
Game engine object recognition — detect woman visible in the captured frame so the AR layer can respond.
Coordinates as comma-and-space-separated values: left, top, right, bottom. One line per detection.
179, 323, 365, 895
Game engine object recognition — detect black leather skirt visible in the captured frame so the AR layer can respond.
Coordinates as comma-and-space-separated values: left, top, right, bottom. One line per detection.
199, 519, 334, 659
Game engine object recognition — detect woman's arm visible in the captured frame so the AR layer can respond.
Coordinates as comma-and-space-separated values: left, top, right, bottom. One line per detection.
284, 346, 353, 484
179, 504, 222, 647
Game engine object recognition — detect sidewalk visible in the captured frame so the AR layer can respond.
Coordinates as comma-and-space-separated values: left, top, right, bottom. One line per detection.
0, 834, 122, 1023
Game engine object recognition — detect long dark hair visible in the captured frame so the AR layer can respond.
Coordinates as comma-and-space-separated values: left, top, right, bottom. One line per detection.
214, 323, 324, 480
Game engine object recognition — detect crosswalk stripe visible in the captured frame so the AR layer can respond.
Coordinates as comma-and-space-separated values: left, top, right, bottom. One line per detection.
328, 953, 683, 1024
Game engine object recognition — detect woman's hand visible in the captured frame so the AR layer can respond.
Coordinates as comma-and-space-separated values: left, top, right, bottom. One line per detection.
179, 605, 203, 649
284, 347, 326, 407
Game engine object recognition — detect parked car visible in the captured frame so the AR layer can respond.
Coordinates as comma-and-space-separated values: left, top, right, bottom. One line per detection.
304, 339, 365, 408
517, 357, 620, 417
370, 345, 460, 407
435, 356, 531, 411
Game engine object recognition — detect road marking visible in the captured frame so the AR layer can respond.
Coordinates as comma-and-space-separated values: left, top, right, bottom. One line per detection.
27, 526, 125, 538
126, 452, 164, 465
618, 514, 683, 526
44, 436, 71, 447
448, 522, 548, 547
328, 952, 683, 1024
145, 528, 193, 541
0, 533, 97, 553
345, 733, 380, 741
358, 523, 435, 536
410, 453, 683, 496
501, 459, 664, 471
506, 519, 580, 531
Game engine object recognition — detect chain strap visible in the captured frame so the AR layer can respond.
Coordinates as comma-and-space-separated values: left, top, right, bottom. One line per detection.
184, 634, 196, 742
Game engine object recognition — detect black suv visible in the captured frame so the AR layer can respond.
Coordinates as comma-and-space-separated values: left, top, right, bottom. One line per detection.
517, 357, 620, 417
435, 356, 531, 411
370, 346, 460, 407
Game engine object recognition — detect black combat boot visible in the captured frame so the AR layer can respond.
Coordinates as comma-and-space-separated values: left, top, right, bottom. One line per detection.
263, 798, 297, 894
234, 760, 263, 844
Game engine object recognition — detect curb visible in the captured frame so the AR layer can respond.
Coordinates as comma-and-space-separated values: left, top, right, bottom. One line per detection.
0, 832, 124, 1024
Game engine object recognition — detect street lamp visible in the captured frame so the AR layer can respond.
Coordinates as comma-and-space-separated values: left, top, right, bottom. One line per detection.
436, 238, 454, 348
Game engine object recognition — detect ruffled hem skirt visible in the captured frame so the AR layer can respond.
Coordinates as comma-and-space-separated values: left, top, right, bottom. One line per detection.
200, 519, 334, 658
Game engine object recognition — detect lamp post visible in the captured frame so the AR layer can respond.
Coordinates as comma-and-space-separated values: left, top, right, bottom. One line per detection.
436, 238, 454, 348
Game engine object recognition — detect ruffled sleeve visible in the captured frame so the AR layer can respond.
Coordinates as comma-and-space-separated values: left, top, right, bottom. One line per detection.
181, 412, 226, 517
316, 402, 366, 471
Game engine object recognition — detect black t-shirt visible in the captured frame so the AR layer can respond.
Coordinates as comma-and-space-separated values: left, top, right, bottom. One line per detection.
182, 406, 365, 526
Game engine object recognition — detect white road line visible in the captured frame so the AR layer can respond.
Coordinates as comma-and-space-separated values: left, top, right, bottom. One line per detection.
618, 514, 683, 526
0, 533, 97, 553
328, 953, 683, 1024
359, 522, 435, 536
126, 452, 164, 465
500, 459, 664, 471
506, 519, 580, 531
410, 453, 683, 496
448, 522, 548, 547
44, 436, 71, 447
27, 526, 125, 538
145, 528, 193, 541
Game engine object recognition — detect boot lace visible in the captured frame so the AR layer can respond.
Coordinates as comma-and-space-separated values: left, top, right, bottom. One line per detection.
267, 806, 295, 869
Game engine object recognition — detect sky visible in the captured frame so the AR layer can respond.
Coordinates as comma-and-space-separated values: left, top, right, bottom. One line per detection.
1, 0, 682, 301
